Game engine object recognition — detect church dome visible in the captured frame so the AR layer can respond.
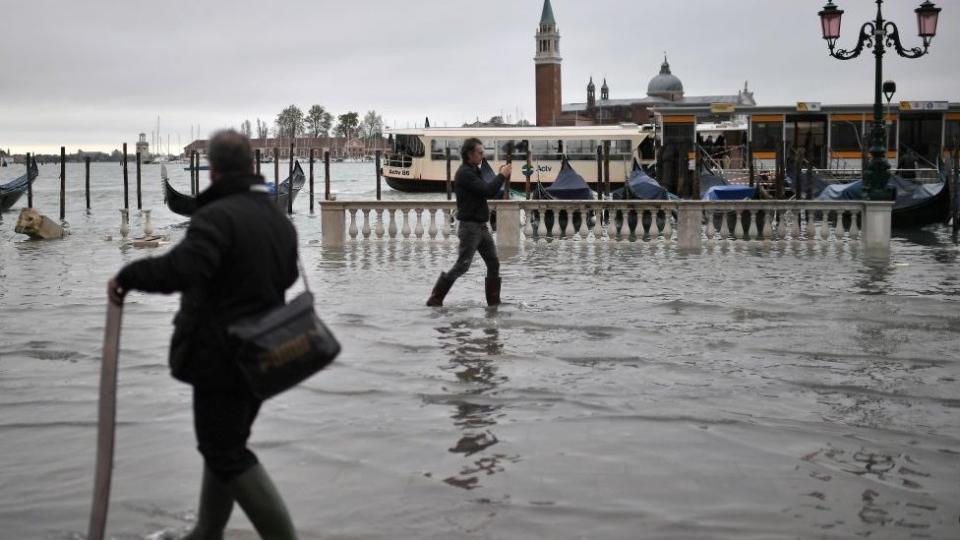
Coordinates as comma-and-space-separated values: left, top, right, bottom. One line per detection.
647, 57, 683, 99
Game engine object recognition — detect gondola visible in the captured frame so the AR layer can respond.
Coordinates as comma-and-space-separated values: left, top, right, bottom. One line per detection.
163, 161, 306, 217
0, 158, 39, 213
610, 161, 677, 235
816, 171, 951, 228
530, 158, 595, 234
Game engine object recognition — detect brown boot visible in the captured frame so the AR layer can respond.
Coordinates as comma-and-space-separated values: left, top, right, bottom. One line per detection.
426, 273, 454, 307
485, 276, 501, 307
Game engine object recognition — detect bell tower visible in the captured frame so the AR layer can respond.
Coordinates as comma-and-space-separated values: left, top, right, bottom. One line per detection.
535, 0, 562, 126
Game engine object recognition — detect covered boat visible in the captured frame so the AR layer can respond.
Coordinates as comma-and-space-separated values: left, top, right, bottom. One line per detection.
816, 172, 951, 228
612, 161, 671, 200
0, 159, 39, 213
530, 158, 594, 234
164, 161, 306, 217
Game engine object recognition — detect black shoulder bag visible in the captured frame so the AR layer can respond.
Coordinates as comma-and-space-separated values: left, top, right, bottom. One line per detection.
227, 258, 340, 400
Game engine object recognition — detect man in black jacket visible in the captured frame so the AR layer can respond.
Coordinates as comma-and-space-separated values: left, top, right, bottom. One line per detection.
108, 130, 299, 539
427, 137, 511, 307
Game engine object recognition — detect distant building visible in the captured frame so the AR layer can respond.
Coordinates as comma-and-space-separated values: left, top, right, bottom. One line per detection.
135, 133, 149, 158
533, 0, 756, 126
183, 136, 389, 161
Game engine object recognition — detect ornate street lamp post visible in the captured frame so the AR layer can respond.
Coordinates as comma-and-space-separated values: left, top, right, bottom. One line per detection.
818, 0, 941, 200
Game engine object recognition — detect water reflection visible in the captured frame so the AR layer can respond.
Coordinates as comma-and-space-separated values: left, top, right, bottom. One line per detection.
433, 312, 516, 490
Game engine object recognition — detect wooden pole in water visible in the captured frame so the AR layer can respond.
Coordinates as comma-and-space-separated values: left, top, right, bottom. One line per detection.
85, 156, 91, 211
596, 145, 603, 200
309, 148, 315, 213
952, 142, 959, 233
273, 147, 279, 204
189, 152, 195, 195
375, 150, 383, 201
675, 146, 686, 198
654, 140, 663, 183
60, 146, 66, 221
445, 148, 452, 201
775, 146, 785, 200
525, 149, 532, 200
287, 143, 294, 215
747, 139, 755, 188
122, 143, 129, 210
503, 146, 512, 200
603, 141, 611, 199
26, 153, 33, 207
255, 148, 261, 176
805, 154, 815, 201
324, 149, 331, 201
135, 151, 142, 210
794, 148, 804, 199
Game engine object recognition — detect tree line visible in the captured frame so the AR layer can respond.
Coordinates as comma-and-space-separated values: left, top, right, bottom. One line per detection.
238, 106, 384, 142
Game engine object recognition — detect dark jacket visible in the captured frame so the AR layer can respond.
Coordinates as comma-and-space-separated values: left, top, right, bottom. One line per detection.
116, 173, 298, 386
454, 162, 505, 223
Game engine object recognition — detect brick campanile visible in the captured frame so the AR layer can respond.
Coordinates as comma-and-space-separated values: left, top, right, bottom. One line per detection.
535, 0, 562, 126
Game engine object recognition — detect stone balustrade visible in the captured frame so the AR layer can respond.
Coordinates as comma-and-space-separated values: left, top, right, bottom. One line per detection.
319, 200, 893, 254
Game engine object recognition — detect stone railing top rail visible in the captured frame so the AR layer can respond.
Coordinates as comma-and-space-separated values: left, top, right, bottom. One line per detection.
320, 200, 892, 211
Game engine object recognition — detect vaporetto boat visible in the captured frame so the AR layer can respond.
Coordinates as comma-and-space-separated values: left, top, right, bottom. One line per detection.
382, 125, 656, 193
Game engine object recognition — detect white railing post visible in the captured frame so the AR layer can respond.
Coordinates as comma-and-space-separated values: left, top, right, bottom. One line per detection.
677, 204, 702, 251
320, 202, 346, 248
494, 202, 522, 249
862, 202, 892, 255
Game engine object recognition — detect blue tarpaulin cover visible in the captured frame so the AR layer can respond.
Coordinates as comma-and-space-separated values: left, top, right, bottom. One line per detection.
699, 173, 728, 199
546, 159, 594, 200
612, 167, 669, 200
817, 176, 945, 209
704, 185, 755, 200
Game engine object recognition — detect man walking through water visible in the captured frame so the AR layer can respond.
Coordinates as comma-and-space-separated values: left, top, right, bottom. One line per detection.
108, 130, 300, 539
427, 137, 511, 307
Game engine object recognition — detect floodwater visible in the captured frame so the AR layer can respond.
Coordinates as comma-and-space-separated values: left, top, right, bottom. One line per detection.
1, 162, 958, 540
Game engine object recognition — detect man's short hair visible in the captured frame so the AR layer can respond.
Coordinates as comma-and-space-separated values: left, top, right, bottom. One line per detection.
208, 130, 254, 175
461, 137, 483, 162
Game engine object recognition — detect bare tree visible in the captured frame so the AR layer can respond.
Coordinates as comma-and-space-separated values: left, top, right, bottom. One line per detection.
240, 119, 253, 138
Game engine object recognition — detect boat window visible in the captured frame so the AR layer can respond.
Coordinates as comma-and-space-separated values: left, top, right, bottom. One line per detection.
638, 137, 656, 160
831, 120, 863, 152
751, 121, 783, 153
497, 140, 530, 160
396, 135, 425, 158
563, 139, 597, 160
663, 124, 695, 148
785, 118, 827, 168
610, 139, 633, 156
530, 139, 563, 161
430, 138, 462, 160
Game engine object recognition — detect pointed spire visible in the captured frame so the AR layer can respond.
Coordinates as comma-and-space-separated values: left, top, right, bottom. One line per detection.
587, 76, 595, 89
660, 53, 671, 74
601, 77, 608, 90
540, 0, 556, 26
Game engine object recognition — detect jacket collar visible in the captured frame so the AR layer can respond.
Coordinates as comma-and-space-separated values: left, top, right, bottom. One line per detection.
197, 173, 266, 208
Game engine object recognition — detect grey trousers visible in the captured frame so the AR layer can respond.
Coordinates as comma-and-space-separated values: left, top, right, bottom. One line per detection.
446, 221, 499, 281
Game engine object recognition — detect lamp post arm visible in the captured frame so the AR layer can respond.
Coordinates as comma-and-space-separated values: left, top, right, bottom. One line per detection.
830, 22, 875, 60
883, 22, 928, 59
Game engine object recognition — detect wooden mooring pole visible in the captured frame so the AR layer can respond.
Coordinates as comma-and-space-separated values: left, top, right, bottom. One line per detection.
85, 156, 91, 211
255, 148, 261, 177
445, 148, 452, 201
952, 143, 959, 234
122, 143, 129, 210
273, 148, 279, 204
189, 152, 195, 195
775, 146, 785, 200
288, 143, 294, 215
309, 148, 315, 213
324, 150, 331, 201
603, 141, 611, 199
596, 145, 603, 200
375, 150, 382, 201
135, 151, 142, 210
26, 153, 32, 207
525, 149, 532, 200
59, 146, 66, 221
747, 139, 755, 188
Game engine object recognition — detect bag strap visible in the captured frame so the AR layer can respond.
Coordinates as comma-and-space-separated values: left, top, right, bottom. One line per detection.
296, 255, 311, 294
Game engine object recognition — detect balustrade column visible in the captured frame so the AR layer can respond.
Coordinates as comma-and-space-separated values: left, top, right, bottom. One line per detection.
676, 204, 702, 251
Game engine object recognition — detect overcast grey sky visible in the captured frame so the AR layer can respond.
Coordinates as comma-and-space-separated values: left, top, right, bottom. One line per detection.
1, 0, 957, 153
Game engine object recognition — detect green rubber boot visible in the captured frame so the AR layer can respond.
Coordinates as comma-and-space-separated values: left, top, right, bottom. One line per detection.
228, 463, 298, 540
182, 466, 234, 540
